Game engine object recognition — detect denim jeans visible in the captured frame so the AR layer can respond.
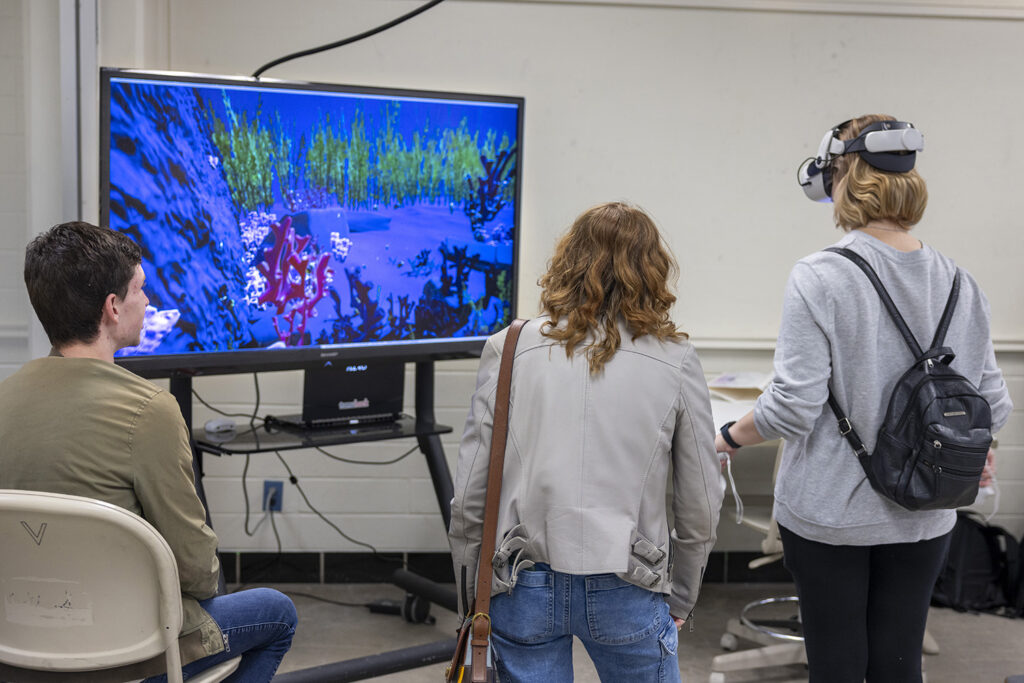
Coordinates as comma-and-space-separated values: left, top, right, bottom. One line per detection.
488, 564, 680, 683
143, 587, 297, 683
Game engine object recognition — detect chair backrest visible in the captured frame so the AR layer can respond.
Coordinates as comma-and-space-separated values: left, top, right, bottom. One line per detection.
0, 489, 183, 680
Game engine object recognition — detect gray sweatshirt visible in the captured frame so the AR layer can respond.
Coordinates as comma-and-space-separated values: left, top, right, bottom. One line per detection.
754, 230, 1013, 546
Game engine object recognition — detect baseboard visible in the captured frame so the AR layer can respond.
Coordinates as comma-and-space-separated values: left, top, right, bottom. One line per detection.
220, 550, 792, 585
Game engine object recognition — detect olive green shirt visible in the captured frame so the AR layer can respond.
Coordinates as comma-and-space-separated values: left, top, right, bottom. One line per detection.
0, 356, 224, 666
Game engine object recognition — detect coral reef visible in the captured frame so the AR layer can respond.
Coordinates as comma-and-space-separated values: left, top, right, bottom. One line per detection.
118, 306, 181, 355
254, 216, 331, 345
344, 267, 385, 340
463, 146, 516, 241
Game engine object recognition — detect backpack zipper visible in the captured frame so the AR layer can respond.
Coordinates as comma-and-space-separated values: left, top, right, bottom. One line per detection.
921, 455, 983, 478
927, 439, 988, 456
893, 377, 986, 436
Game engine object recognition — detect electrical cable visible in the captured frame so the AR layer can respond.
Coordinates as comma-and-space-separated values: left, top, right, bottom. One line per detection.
283, 591, 370, 609
268, 498, 283, 552
274, 450, 397, 558
197, 375, 411, 582
251, 0, 448, 79
241, 453, 271, 536
191, 374, 265, 427
250, 372, 261, 432
314, 443, 419, 466
191, 388, 264, 422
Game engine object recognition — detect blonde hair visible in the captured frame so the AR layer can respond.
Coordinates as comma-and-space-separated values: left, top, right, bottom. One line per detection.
538, 202, 685, 373
831, 114, 928, 231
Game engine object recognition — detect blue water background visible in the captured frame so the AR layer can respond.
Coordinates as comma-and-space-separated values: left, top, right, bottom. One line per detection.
107, 78, 518, 356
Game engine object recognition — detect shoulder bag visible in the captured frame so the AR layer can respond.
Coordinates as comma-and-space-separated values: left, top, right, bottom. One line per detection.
446, 318, 527, 683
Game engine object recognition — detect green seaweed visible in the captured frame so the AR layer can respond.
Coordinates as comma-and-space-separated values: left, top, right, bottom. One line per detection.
205, 95, 514, 219
209, 93, 276, 214
304, 113, 348, 208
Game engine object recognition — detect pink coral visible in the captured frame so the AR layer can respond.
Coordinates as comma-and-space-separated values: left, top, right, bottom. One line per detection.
256, 216, 331, 345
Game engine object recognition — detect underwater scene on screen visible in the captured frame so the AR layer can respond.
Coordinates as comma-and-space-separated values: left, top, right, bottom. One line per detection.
107, 77, 518, 357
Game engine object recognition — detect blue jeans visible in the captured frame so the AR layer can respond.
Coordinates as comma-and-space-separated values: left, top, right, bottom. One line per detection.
144, 587, 297, 683
489, 564, 680, 683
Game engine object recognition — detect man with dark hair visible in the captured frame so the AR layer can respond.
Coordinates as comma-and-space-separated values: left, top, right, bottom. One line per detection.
0, 222, 297, 683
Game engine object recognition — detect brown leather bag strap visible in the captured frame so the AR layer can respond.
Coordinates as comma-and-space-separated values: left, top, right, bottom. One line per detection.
470, 318, 526, 681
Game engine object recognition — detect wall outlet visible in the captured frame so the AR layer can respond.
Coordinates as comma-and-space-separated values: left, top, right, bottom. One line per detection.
263, 480, 283, 511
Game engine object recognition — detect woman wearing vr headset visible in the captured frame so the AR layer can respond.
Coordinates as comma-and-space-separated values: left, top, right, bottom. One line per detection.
713, 114, 1012, 682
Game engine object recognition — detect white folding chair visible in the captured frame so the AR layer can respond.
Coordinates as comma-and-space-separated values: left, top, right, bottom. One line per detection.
0, 489, 240, 683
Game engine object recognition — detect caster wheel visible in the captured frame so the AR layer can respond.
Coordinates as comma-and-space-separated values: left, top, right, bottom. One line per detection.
719, 633, 739, 651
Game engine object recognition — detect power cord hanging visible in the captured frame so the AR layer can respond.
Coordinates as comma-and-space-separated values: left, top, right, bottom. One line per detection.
274, 450, 392, 558
314, 443, 419, 466
252, 0, 448, 79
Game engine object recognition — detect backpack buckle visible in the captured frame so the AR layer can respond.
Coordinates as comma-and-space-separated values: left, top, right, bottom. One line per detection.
838, 418, 853, 436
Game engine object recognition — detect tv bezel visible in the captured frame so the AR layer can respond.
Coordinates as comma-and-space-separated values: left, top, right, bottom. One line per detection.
99, 67, 523, 379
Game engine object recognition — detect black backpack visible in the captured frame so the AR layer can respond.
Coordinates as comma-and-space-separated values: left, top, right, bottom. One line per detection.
824, 247, 993, 511
932, 510, 1020, 615
1014, 532, 1024, 617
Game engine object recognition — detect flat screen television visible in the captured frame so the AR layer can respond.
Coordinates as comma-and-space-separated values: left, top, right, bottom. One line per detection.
99, 68, 522, 381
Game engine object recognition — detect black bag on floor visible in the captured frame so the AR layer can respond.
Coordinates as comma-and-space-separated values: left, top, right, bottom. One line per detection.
932, 510, 1020, 615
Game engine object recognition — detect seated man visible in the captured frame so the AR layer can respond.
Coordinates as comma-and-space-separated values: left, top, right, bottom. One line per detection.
0, 222, 297, 683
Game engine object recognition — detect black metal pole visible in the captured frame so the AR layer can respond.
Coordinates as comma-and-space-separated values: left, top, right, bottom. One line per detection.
414, 361, 454, 528
273, 638, 457, 682
169, 374, 226, 595
392, 568, 458, 613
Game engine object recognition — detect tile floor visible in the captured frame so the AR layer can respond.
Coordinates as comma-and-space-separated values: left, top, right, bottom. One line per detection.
254, 581, 1024, 682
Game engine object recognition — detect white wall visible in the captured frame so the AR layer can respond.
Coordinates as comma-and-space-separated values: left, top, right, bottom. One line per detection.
6, 0, 1023, 553
0, 0, 29, 378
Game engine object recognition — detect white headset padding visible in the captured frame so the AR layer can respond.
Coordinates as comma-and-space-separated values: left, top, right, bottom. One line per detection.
814, 129, 843, 165
798, 158, 830, 202
864, 127, 924, 153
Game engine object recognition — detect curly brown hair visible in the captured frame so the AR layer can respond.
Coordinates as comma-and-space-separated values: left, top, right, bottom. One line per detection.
538, 202, 685, 373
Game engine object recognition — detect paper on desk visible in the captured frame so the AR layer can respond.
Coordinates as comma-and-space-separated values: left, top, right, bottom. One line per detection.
708, 371, 771, 402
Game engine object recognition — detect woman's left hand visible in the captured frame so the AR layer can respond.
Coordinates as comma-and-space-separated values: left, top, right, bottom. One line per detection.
714, 433, 737, 458
672, 616, 685, 630
980, 449, 996, 487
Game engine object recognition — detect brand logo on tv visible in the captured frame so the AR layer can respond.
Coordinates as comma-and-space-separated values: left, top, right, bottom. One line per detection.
345, 364, 368, 372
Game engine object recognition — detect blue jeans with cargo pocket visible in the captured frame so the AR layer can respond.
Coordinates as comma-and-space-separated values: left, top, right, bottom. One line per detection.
488, 563, 680, 683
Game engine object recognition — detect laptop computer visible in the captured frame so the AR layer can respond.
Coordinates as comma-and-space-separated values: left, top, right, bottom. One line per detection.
268, 361, 405, 430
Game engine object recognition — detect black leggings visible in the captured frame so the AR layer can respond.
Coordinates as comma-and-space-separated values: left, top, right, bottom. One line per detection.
779, 524, 951, 683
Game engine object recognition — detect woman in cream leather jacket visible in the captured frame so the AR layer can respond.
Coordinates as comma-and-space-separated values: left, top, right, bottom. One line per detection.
448, 202, 724, 683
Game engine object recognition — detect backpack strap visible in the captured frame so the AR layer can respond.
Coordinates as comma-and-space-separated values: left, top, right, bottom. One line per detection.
821, 246, 962, 465
826, 390, 871, 465
930, 268, 962, 351
823, 247, 923, 357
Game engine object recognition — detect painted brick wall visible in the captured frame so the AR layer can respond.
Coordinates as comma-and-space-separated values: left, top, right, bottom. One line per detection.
0, 0, 29, 380
194, 348, 1024, 554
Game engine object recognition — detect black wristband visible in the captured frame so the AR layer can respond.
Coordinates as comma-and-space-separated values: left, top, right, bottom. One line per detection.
720, 421, 742, 449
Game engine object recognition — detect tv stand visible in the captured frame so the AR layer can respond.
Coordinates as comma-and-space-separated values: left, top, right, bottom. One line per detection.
172, 361, 461, 680
173, 361, 455, 526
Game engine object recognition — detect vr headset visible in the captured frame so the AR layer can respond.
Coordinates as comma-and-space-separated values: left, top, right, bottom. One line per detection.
797, 120, 924, 202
